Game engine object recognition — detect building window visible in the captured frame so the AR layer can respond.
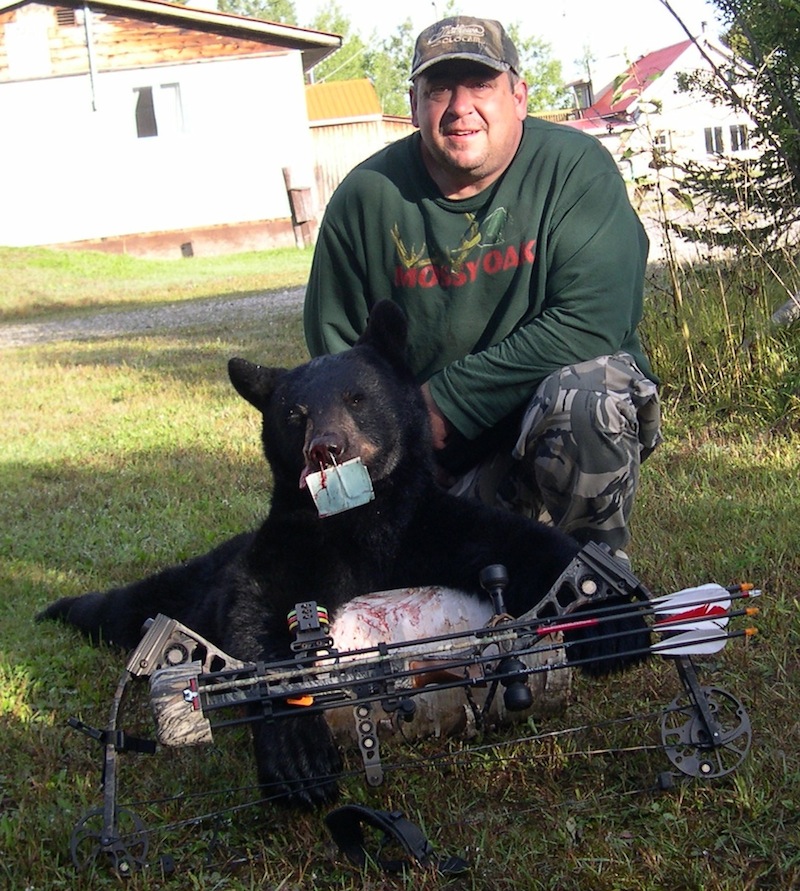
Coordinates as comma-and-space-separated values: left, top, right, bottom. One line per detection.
730, 124, 749, 152
704, 126, 724, 154
653, 130, 669, 152
134, 84, 183, 139
134, 87, 158, 138
157, 84, 184, 136
571, 80, 593, 110
651, 131, 672, 169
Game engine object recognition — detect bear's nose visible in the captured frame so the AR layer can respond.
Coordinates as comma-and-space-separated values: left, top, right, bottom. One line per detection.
306, 432, 346, 468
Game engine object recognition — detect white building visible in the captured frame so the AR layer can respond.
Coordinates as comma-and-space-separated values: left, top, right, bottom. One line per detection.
0, 0, 341, 255
562, 37, 757, 184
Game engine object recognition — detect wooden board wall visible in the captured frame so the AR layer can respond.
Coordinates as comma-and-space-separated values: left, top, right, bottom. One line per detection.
0, 2, 284, 81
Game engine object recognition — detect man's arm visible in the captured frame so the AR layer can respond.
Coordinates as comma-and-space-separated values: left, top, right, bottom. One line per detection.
420, 381, 452, 449
304, 213, 372, 358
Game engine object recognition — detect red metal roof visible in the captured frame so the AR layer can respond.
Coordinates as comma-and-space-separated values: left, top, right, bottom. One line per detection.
589, 39, 693, 118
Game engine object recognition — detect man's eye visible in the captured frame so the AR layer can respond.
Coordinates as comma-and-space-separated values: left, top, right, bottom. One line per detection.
428, 85, 452, 100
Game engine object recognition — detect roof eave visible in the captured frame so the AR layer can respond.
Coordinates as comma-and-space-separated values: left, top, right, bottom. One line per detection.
0, 0, 342, 71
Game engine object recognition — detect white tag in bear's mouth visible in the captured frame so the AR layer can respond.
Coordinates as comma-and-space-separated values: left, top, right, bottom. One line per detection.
305, 457, 375, 517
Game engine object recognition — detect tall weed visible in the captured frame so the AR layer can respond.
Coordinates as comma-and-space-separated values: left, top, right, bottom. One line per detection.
635, 131, 800, 429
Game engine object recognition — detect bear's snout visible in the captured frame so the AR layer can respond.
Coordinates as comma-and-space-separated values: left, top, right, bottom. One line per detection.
305, 432, 347, 470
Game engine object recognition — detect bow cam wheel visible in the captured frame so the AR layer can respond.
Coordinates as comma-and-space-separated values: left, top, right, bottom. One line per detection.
70, 806, 149, 875
660, 686, 751, 779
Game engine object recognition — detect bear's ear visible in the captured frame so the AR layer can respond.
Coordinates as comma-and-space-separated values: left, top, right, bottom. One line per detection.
356, 300, 408, 367
228, 358, 285, 410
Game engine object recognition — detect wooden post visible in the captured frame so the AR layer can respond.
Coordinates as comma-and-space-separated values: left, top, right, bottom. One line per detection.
282, 167, 316, 248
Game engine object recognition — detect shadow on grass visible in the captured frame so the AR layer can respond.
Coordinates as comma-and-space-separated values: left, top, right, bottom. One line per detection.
8, 304, 309, 377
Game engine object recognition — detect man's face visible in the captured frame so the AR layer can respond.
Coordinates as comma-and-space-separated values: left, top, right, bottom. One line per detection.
410, 60, 528, 198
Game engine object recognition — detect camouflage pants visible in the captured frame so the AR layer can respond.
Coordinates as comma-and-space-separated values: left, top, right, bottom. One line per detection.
447, 353, 662, 554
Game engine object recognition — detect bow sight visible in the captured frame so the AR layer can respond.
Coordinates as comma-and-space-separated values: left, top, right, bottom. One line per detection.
65, 542, 759, 876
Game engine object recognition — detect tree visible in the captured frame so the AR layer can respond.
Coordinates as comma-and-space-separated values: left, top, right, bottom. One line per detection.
363, 19, 415, 116
217, 0, 296, 23
301, 6, 571, 117
307, 1, 370, 83
303, 4, 414, 114
659, 0, 800, 251
714, 0, 800, 179
507, 24, 573, 112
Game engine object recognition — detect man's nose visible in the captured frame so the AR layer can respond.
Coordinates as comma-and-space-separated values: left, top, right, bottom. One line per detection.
447, 84, 475, 116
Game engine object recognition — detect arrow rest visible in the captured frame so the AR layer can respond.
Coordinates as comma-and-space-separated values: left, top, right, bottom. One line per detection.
63, 544, 759, 876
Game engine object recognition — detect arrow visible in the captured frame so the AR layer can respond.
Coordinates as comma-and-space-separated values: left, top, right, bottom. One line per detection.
525, 583, 760, 641
652, 627, 731, 656
650, 583, 760, 616
532, 593, 758, 641
650, 584, 761, 640
652, 583, 731, 614
527, 601, 758, 663
653, 584, 731, 638
654, 586, 730, 636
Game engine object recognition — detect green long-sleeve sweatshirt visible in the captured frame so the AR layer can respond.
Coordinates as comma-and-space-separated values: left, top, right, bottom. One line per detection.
304, 116, 652, 445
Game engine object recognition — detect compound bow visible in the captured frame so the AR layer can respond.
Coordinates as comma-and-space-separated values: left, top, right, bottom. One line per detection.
64, 542, 759, 876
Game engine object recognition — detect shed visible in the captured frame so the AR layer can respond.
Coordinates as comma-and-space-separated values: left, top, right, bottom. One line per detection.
306, 78, 414, 211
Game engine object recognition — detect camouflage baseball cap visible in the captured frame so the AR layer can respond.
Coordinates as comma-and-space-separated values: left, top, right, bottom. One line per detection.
410, 16, 520, 80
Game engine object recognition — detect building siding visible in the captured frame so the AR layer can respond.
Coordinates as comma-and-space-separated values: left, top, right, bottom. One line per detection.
1, 51, 315, 246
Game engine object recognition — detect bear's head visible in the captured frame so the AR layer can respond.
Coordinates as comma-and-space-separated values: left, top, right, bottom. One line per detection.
228, 301, 433, 506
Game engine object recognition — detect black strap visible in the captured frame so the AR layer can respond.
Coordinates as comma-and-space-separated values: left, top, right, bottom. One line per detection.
324, 805, 468, 875
68, 717, 157, 755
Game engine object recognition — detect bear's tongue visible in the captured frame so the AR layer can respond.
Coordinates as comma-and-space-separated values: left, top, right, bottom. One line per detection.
299, 462, 328, 489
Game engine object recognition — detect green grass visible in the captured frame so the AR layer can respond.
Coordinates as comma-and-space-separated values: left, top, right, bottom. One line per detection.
641, 253, 800, 427
1, 247, 800, 889
0, 244, 314, 321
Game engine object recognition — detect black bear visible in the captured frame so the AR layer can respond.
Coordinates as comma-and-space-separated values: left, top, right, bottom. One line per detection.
39, 300, 647, 807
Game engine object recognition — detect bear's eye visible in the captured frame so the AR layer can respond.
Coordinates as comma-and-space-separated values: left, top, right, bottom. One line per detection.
286, 405, 306, 426
344, 391, 365, 409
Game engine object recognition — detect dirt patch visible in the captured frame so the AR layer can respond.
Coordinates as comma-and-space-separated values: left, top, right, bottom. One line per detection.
0, 288, 305, 348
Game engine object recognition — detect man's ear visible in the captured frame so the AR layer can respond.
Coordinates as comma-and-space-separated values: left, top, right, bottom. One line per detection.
513, 77, 529, 121
409, 84, 419, 128
227, 358, 286, 411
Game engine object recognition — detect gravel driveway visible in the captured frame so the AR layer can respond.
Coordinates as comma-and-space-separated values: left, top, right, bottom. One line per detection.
0, 287, 305, 348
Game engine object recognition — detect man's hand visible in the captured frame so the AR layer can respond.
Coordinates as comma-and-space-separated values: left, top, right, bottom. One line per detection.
420, 383, 452, 450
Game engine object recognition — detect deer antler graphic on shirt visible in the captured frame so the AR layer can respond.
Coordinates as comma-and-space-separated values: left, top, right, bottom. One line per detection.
391, 224, 430, 269
391, 209, 511, 273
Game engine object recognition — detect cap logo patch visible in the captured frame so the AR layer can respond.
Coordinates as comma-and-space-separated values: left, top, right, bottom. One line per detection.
427, 23, 486, 49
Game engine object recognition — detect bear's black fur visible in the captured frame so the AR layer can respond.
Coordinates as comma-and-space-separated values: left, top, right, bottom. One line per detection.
39, 300, 647, 807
